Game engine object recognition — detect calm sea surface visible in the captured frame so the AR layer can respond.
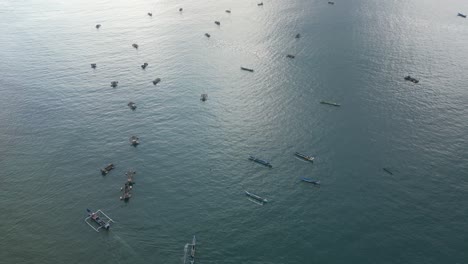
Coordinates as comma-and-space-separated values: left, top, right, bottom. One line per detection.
1, 0, 468, 263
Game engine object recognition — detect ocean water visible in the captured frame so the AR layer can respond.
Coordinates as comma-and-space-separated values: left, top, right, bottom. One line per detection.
1, 0, 468, 263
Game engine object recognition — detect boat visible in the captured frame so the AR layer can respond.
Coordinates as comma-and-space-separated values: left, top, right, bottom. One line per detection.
248, 155, 272, 168
85, 209, 113, 232
301, 177, 320, 185
404, 75, 419, 83
214, 21, 220, 25
148, 12, 152, 17
141, 62, 148, 69
179, 8, 183, 12
190, 236, 196, 260
152, 78, 161, 85
91, 63, 96, 69
128, 102, 137, 110
132, 43, 139, 49
286, 54, 295, 59
100, 163, 115, 175
320, 101, 340, 107
110, 81, 118, 88
183, 236, 197, 264
205, 33, 211, 38
258, 2, 263, 6
295, 33, 301, 39
294, 152, 314, 162
328, 1, 335, 5
241, 67, 254, 72
130, 136, 140, 146
200, 94, 208, 101
125, 170, 136, 185
383, 168, 393, 175
226, 10, 231, 13
120, 182, 132, 201
245, 190, 268, 203
95, 24, 101, 29
458, 13, 467, 18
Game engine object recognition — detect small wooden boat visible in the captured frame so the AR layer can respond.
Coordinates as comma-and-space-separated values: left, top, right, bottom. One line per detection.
214, 21, 221, 25
295, 33, 301, 39
152, 78, 161, 85
248, 155, 272, 168
120, 182, 132, 201
320, 101, 340, 107
458, 13, 466, 18
258, 2, 263, 6
110, 81, 118, 88
226, 10, 231, 13
404, 75, 419, 83
294, 152, 314, 162
179, 8, 183, 12
91, 63, 96, 69
132, 43, 139, 49
241, 67, 254, 72
190, 236, 196, 260
301, 177, 320, 185
148, 12, 152, 17
245, 190, 268, 203
200, 94, 208, 101
383, 168, 393, 175
286, 54, 295, 59
95, 24, 101, 29
100, 163, 115, 175
328, 1, 335, 4
141, 62, 148, 69
130, 136, 140, 146
128, 102, 137, 110
205, 33, 211, 38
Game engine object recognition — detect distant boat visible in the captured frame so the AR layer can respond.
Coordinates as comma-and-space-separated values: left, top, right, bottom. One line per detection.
100, 163, 115, 175
141, 62, 148, 69
295, 33, 301, 39
320, 101, 340, 107
132, 43, 139, 49
248, 155, 272, 168
130, 136, 140, 146
110, 81, 118, 88
245, 190, 268, 203
328, 1, 335, 4
241, 67, 254, 72
148, 12, 152, 17
404, 75, 419, 83
128, 102, 137, 110
91, 63, 97, 69
95, 24, 101, 29
286, 54, 295, 59
458, 13, 467, 18
200, 94, 208, 101
179, 8, 183, 12
214, 21, 220, 25
85, 209, 113, 232
258, 2, 264, 6
152, 78, 161, 85
383, 168, 393, 175
205, 33, 211, 38
294, 152, 314, 162
226, 10, 231, 13
300, 177, 320, 185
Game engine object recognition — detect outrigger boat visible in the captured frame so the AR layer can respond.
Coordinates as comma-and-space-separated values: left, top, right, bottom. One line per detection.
248, 155, 272, 168
241, 67, 254, 72
100, 163, 115, 175
245, 190, 268, 203
300, 177, 320, 185
85, 209, 113, 232
294, 152, 314, 162
320, 101, 340, 107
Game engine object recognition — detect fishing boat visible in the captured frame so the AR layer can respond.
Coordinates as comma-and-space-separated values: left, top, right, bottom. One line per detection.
148, 12, 153, 17
245, 190, 268, 203
141, 62, 148, 69
200, 94, 208, 101
85, 209, 113, 232
458, 13, 467, 18
130, 136, 140, 146
132, 43, 139, 49
179, 8, 183, 12
100, 163, 115, 175
248, 155, 272, 168
128, 102, 137, 110
286, 54, 295, 59
190, 236, 196, 262
241, 67, 254, 72
183, 235, 197, 264
214, 21, 220, 25
226, 10, 231, 13
258, 2, 264, 6
294, 152, 314, 162
300, 177, 320, 185
320, 101, 340, 107
404, 75, 419, 83
295, 33, 301, 39
205, 33, 211, 38
91, 63, 96, 69
95, 24, 101, 29
125, 170, 136, 185
152, 78, 161, 85
328, 1, 335, 4
110, 81, 118, 88
120, 182, 132, 201
383, 168, 393, 175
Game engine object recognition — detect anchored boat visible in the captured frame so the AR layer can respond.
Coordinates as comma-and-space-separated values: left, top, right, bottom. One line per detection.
200, 94, 208, 101
383, 168, 393, 175
91, 63, 96, 69
100, 163, 115, 175
148, 12, 152, 17
128, 102, 137, 110
214, 21, 220, 25
205, 33, 211, 38
320, 101, 340, 107
248, 155, 272, 168
132, 43, 139, 49
110, 81, 118, 88
152, 78, 161, 85
294, 152, 314, 162
95, 24, 101, 29
183, 235, 197, 264
85, 209, 113, 232
301, 177, 320, 185
458, 13, 466, 18
130, 136, 140, 146
141, 62, 148, 69
245, 190, 268, 203
286, 54, 295, 59
404, 75, 419, 83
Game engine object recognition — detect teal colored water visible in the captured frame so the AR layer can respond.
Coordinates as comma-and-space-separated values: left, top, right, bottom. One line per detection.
1, 0, 468, 263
